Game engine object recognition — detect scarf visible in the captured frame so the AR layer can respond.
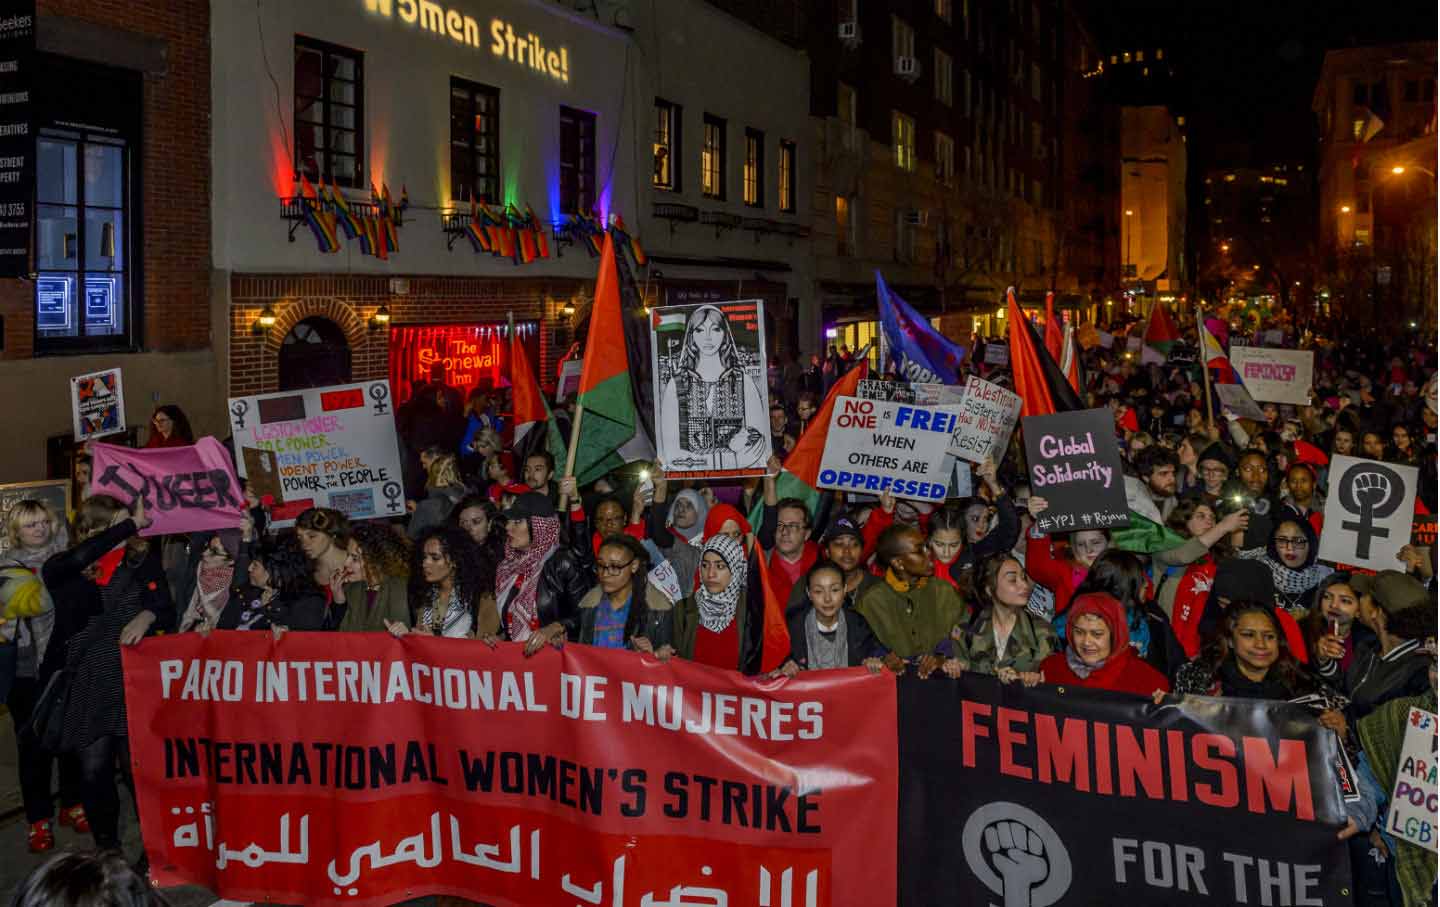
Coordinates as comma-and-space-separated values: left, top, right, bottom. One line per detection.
1063, 593, 1132, 679
421, 587, 474, 638
668, 490, 708, 545
180, 561, 235, 632
805, 609, 848, 670
1243, 549, 1333, 602
497, 515, 560, 641
696, 535, 746, 632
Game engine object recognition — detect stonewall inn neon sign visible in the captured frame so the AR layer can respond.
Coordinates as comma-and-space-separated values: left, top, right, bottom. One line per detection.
363, 0, 571, 83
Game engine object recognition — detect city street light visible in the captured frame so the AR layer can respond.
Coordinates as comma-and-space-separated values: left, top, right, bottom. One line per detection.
1339, 204, 1351, 213
1124, 209, 1134, 280
1391, 164, 1437, 178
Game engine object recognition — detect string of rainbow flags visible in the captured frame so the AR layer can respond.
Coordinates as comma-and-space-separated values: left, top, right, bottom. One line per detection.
291, 174, 646, 270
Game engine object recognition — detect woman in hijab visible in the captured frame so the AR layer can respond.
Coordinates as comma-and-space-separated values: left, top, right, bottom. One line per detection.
496, 493, 590, 654
1037, 593, 1170, 697
673, 534, 761, 674
648, 474, 709, 598
1239, 516, 1333, 615
702, 502, 752, 543
1058, 551, 1185, 679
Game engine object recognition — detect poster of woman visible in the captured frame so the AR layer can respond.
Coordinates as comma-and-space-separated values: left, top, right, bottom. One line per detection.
652, 301, 771, 478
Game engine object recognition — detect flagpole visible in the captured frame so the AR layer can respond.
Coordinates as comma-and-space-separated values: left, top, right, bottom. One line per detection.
1198, 306, 1215, 431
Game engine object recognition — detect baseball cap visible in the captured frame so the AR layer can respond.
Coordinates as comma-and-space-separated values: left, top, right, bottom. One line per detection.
822, 517, 864, 545
502, 492, 557, 522
1351, 570, 1430, 615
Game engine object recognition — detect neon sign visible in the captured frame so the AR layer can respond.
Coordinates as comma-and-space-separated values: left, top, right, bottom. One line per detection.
389, 321, 541, 405
363, 0, 571, 83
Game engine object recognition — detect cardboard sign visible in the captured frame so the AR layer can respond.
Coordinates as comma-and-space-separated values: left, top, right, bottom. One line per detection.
647, 561, 683, 604
0, 479, 70, 561
651, 300, 771, 479
1022, 408, 1130, 533
1318, 455, 1419, 570
982, 344, 1009, 366
90, 438, 245, 537
816, 397, 958, 501
229, 381, 406, 526
1229, 347, 1314, 405
240, 447, 284, 507
1214, 383, 1267, 420
1384, 707, 1438, 848
950, 376, 1022, 465
555, 358, 583, 403
70, 368, 126, 441
858, 380, 963, 407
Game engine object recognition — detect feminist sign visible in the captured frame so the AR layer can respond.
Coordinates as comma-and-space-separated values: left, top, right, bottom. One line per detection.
816, 397, 958, 501
89, 438, 244, 537
1228, 347, 1314, 406
1386, 707, 1438, 848
1022, 408, 1129, 533
950, 376, 1022, 465
1318, 455, 1418, 569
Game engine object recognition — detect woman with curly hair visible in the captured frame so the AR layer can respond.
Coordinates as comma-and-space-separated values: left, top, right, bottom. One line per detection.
1173, 602, 1343, 706
400, 526, 498, 638
449, 494, 503, 570
336, 522, 412, 633
216, 535, 326, 632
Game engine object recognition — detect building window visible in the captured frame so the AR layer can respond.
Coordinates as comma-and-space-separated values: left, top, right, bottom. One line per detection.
559, 106, 596, 214
1351, 118, 1365, 141
294, 37, 364, 188
962, 70, 972, 116
892, 15, 915, 62
837, 0, 857, 24
743, 128, 764, 207
778, 140, 796, 213
836, 194, 854, 256
892, 111, 916, 171
935, 131, 955, 184
1031, 62, 1043, 101
935, 0, 952, 22
450, 78, 499, 203
935, 50, 953, 105
893, 209, 916, 263
36, 131, 132, 347
653, 98, 680, 190
702, 114, 726, 199
1354, 228, 1370, 246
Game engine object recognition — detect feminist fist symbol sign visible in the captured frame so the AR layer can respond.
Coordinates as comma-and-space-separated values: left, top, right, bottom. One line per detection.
1338, 462, 1405, 559
962, 802, 1072, 907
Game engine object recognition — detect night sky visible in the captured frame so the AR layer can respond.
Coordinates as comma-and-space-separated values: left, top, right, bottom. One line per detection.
1082, 0, 1438, 171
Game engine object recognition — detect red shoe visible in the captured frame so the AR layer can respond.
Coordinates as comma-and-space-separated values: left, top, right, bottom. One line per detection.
59, 805, 90, 835
27, 820, 55, 853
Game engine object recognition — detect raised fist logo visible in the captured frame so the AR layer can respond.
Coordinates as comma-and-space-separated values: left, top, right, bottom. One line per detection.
1338, 461, 1406, 559
962, 803, 1071, 907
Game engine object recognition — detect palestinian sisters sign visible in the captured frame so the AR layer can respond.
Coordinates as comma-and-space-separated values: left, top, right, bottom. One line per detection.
652, 301, 771, 479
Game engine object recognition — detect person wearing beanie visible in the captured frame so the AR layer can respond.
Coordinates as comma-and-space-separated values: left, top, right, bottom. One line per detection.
1189, 442, 1235, 506
1322, 570, 1437, 721
1036, 593, 1170, 697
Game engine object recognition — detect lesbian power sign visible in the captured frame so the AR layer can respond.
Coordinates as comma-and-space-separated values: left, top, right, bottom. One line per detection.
1022, 408, 1129, 533
89, 438, 244, 537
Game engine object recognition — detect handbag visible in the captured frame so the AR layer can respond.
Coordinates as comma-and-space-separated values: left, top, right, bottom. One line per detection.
28, 665, 74, 753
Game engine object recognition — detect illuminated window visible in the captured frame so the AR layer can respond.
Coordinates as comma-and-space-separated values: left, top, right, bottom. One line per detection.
652, 98, 680, 190
1354, 228, 1370, 245
1352, 118, 1365, 141
836, 194, 854, 256
450, 77, 499, 203
294, 36, 364, 188
702, 114, 725, 199
1155, 48, 1164, 60
778, 140, 796, 212
892, 111, 916, 171
935, 131, 954, 183
935, 0, 952, 22
743, 128, 764, 207
558, 106, 596, 214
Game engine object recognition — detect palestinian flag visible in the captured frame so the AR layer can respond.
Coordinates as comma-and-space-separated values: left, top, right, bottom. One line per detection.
1144, 301, 1181, 357
1043, 291, 1063, 363
1007, 287, 1082, 419
1059, 323, 1082, 393
571, 231, 643, 484
511, 324, 568, 474
750, 539, 791, 674
1112, 475, 1188, 554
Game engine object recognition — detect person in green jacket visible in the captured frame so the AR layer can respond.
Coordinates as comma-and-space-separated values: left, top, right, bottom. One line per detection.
855, 525, 969, 666
950, 553, 1058, 686
337, 522, 412, 633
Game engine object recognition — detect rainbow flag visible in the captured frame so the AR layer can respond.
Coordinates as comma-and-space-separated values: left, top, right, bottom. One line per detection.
297, 174, 339, 253
329, 179, 361, 240
465, 198, 489, 253
381, 183, 399, 251
526, 206, 550, 259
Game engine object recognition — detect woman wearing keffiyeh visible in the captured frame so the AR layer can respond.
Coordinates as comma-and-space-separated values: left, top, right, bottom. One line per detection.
672, 534, 762, 674
495, 492, 593, 655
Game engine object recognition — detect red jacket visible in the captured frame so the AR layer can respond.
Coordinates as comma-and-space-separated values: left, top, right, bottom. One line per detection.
1025, 534, 1088, 614
1040, 650, 1170, 697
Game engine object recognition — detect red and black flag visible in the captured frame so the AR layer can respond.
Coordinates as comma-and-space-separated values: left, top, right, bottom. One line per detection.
1007, 286, 1082, 418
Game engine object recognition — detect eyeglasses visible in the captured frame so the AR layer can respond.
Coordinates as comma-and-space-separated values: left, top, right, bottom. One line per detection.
596, 557, 636, 576
1275, 536, 1309, 549
1200, 466, 1228, 476
777, 521, 808, 533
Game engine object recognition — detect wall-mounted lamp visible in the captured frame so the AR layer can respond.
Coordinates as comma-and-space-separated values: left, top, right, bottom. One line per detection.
252, 303, 277, 336
561, 303, 577, 317
369, 304, 391, 330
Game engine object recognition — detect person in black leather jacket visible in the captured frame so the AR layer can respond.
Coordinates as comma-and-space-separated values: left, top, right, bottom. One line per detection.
496, 493, 592, 655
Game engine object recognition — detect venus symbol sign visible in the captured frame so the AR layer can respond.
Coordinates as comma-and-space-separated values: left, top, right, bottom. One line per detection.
1338, 462, 1405, 559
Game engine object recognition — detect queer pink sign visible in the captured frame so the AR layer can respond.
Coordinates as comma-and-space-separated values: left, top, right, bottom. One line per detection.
89, 437, 244, 537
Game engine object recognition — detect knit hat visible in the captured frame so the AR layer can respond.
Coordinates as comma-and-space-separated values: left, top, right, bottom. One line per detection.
1210, 558, 1276, 607
1196, 442, 1234, 471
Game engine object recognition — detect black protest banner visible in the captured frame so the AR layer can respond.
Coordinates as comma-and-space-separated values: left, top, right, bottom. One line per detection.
898, 675, 1352, 907
1023, 407, 1129, 533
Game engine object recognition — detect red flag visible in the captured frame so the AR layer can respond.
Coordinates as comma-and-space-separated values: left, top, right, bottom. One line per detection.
782, 359, 869, 486
1008, 287, 1082, 418
1144, 302, 1181, 350
1043, 291, 1063, 362
752, 543, 790, 673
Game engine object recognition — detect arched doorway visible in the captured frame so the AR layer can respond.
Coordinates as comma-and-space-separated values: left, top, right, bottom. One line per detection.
278, 317, 352, 390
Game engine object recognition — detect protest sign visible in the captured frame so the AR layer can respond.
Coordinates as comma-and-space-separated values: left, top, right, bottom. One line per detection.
816, 397, 958, 501
69, 368, 125, 441
90, 438, 244, 537
241, 447, 284, 507
950, 376, 1022, 465
229, 381, 406, 526
1412, 512, 1436, 548
983, 344, 1009, 367
951, 458, 972, 498
1141, 344, 1167, 365
1214, 383, 1267, 421
647, 560, 683, 604
0, 480, 69, 560
1384, 707, 1438, 848
899, 675, 1352, 907
123, 633, 897, 907
1229, 347, 1315, 405
652, 300, 771, 479
555, 358, 583, 403
1319, 456, 1419, 570
1022, 408, 1129, 533
858, 380, 963, 407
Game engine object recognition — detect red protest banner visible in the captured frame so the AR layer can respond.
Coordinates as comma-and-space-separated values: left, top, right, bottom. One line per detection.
123, 633, 897, 907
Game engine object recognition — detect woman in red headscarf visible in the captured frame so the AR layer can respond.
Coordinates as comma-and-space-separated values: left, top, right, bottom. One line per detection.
1037, 593, 1170, 697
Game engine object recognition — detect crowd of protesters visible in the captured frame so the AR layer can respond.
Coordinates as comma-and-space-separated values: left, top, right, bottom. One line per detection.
2, 316, 1437, 907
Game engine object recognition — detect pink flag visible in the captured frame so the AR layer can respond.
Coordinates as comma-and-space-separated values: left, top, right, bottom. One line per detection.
89, 437, 244, 536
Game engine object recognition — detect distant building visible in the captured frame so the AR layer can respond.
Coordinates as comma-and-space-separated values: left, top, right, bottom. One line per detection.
1120, 106, 1187, 295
